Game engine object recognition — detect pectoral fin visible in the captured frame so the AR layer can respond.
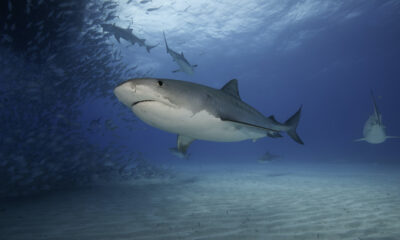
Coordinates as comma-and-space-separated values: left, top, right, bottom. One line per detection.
354, 138, 365, 142
177, 135, 195, 154
386, 136, 400, 139
172, 69, 181, 73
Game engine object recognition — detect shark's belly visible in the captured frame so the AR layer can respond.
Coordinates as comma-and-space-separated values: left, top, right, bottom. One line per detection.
132, 101, 266, 142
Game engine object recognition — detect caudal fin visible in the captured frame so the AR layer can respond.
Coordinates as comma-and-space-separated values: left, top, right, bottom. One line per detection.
146, 43, 159, 53
284, 106, 304, 145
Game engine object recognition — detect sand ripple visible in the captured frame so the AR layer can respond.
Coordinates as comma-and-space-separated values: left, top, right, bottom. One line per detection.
1, 166, 400, 240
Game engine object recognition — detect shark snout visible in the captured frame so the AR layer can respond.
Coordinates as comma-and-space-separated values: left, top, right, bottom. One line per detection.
114, 81, 136, 107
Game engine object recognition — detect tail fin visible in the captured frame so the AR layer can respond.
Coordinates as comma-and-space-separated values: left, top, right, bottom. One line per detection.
145, 43, 159, 53
163, 31, 169, 53
284, 106, 304, 145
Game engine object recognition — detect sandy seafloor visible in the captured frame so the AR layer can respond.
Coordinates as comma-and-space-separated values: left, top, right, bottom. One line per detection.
1, 161, 400, 240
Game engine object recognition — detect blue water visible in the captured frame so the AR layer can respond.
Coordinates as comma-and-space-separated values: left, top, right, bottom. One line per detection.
103, 0, 400, 162
0, 1, 400, 239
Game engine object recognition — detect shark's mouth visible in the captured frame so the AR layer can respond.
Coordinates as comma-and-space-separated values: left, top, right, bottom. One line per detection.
131, 100, 155, 107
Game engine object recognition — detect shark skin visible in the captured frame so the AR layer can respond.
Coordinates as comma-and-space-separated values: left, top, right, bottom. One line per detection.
355, 91, 399, 144
114, 78, 303, 155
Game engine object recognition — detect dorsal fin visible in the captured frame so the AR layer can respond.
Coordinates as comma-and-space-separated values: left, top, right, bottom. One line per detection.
221, 79, 240, 99
268, 115, 276, 121
268, 115, 279, 124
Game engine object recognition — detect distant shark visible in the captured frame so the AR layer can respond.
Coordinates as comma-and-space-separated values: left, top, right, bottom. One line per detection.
163, 32, 197, 74
114, 78, 303, 155
258, 151, 281, 163
147, 6, 162, 12
101, 23, 158, 53
355, 91, 399, 144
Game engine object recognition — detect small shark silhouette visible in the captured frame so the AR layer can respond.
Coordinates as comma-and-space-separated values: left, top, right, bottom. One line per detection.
355, 90, 399, 144
163, 31, 197, 75
258, 151, 281, 163
101, 23, 158, 53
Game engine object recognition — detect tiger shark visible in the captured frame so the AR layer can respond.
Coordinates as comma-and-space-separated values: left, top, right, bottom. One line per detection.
355, 91, 399, 144
101, 23, 158, 53
163, 32, 197, 74
114, 78, 303, 155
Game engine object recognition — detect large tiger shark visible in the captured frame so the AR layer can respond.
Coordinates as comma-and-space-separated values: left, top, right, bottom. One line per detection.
114, 78, 303, 155
355, 91, 399, 144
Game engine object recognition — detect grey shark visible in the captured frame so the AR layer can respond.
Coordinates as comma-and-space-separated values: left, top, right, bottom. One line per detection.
147, 6, 162, 12
114, 78, 303, 155
258, 151, 281, 163
355, 91, 399, 144
163, 32, 197, 74
101, 23, 158, 53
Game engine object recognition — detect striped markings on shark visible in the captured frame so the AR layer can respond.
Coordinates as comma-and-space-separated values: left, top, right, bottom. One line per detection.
114, 78, 303, 157
163, 31, 197, 75
101, 23, 158, 53
355, 90, 399, 144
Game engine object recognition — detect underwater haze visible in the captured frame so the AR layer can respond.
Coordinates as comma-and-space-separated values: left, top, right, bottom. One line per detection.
1, 0, 400, 239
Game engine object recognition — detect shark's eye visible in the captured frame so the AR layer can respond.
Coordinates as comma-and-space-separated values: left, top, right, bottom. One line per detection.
158, 80, 163, 86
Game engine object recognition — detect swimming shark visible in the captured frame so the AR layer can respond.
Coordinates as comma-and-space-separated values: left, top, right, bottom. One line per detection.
114, 78, 303, 155
355, 91, 399, 144
101, 23, 158, 53
258, 151, 281, 163
147, 6, 162, 12
163, 32, 197, 74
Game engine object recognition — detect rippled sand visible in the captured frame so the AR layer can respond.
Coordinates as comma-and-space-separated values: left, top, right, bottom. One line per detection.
1, 163, 400, 240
